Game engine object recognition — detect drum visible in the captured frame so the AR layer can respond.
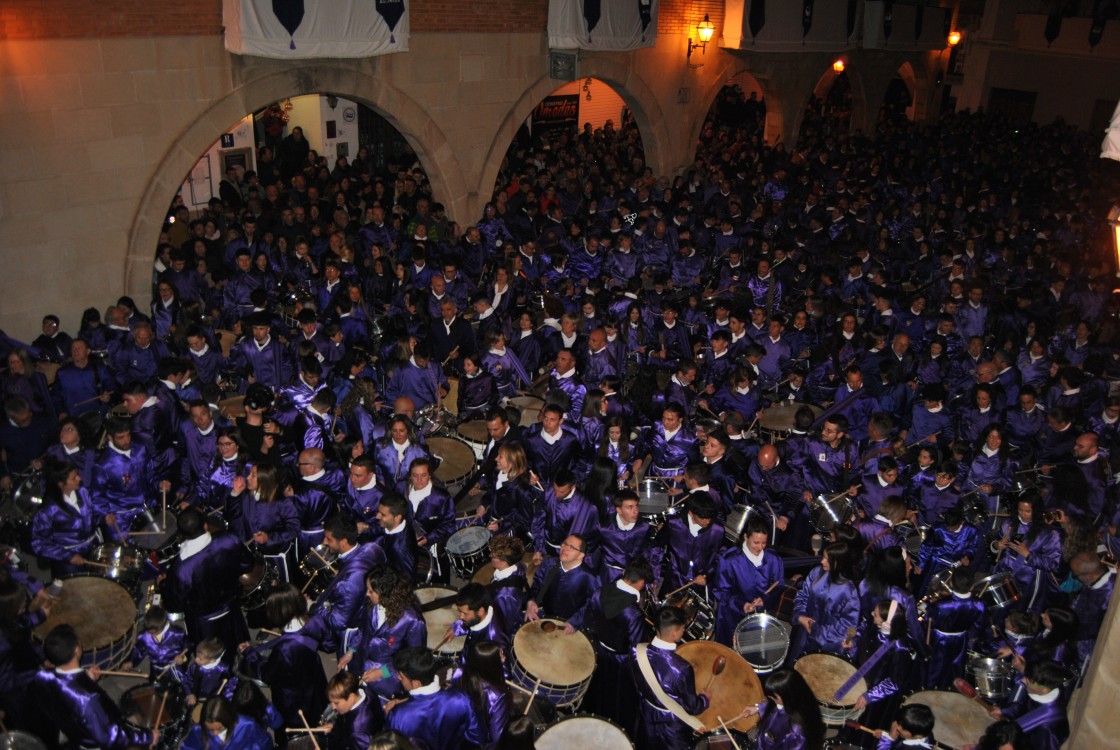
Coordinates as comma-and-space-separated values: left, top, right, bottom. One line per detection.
445, 526, 492, 579
693, 733, 737, 750
794, 653, 866, 726
5, 470, 43, 530
35, 361, 60, 386
510, 396, 544, 427
677, 640, 764, 734
659, 587, 715, 642
637, 478, 671, 519
902, 690, 993, 750
416, 404, 454, 437
724, 504, 771, 545
808, 494, 854, 535
219, 395, 246, 420
240, 556, 279, 610
129, 509, 180, 565
415, 586, 466, 655
732, 613, 790, 674
299, 544, 338, 599
895, 523, 926, 558
972, 573, 1020, 611
535, 715, 633, 750
32, 575, 137, 669
0, 732, 47, 750
966, 654, 1018, 701
757, 403, 822, 442
215, 329, 238, 358
87, 543, 145, 587
428, 436, 477, 489
472, 550, 539, 586
455, 421, 490, 461
510, 620, 596, 709
120, 682, 189, 750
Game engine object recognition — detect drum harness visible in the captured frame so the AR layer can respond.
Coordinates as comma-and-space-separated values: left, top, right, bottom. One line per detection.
634, 644, 705, 731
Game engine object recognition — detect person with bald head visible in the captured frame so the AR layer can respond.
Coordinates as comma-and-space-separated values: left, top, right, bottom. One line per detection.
1070, 551, 1114, 664
292, 447, 345, 554
744, 444, 809, 550
1068, 432, 1109, 523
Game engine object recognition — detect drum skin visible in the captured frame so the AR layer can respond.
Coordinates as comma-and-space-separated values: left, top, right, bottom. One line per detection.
415, 586, 465, 654
793, 653, 866, 726
430, 436, 478, 482
677, 640, 764, 733
903, 690, 993, 750
535, 715, 633, 750
32, 575, 136, 668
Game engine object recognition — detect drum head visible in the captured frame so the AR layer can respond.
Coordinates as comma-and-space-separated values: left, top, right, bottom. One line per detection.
677, 641, 764, 733
121, 683, 186, 729
129, 510, 179, 551
33, 576, 135, 651
456, 421, 490, 444
733, 614, 790, 672
513, 620, 595, 686
758, 403, 821, 431
429, 437, 476, 484
303, 545, 337, 573
447, 526, 491, 555
414, 587, 465, 653
510, 396, 544, 427
903, 690, 993, 750
536, 716, 632, 750
472, 551, 538, 587
0, 732, 48, 750
637, 479, 670, 514
794, 653, 865, 706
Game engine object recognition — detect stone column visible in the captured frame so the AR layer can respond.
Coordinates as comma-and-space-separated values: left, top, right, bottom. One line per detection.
1066, 580, 1120, 747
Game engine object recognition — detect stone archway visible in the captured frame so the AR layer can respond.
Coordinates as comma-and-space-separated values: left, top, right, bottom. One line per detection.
477, 57, 673, 211
126, 64, 468, 302
686, 60, 785, 155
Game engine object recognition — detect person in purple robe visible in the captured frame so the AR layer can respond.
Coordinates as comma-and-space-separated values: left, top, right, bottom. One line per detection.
122, 606, 187, 683
383, 342, 449, 413
992, 495, 1061, 614
855, 457, 905, 519
1068, 551, 1114, 666
712, 518, 785, 646
28, 625, 156, 750
567, 557, 653, 725
595, 490, 652, 584
526, 533, 600, 621
630, 606, 711, 750
305, 514, 387, 655
205, 426, 249, 517
120, 379, 181, 485
177, 636, 239, 706
962, 425, 1015, 518
387, 647, 484, 750
634, 403, 696, 487
181, 696, 273, 750
0, 576, 47, 736
923, 567, 987, 689
530, 468, 600, 559
323, 670, 384, 750
789, 542, 861, 662
372, 492, 420, 581
522, 404, 581, 486
458, 639, 513, 749
481, 535, 529, 627
654, 492, 725, 594
475, 441, 540, 542
231, 463, 299, 581
842, 599, 916, 735
450, 583, 511, 662
400, 457, 456, 571
914, 507, 980, 596
240, 584, 329, 731
914, 461, 961, 527
338, 566, 425, 699
31, 460, 100, 578
736, 669, 826, 750
277, 356, 326, 416
184, 326, 226, 386
990, 659, 1071, 750
230, 313, 293, 392
90, 417, 160, 541
293, 448, 344, 555
457, 354, 500, 421
179, 401, 221, 506
372, 416, 430, 487
546, 348, 587, 423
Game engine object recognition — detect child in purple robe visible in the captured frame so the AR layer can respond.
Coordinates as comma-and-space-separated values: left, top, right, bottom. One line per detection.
123, 606, 187, 683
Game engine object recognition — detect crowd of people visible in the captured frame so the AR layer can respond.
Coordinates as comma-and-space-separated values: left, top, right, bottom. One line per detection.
0, 83, 1119, 750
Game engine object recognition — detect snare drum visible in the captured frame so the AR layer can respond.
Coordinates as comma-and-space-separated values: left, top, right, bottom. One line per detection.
972, 573, 1020, 611
510, 396, 544, 427
415, 586, 465, 655
87, 543, 145, 587
129, 510, 180, 565
757, 403, 822, 442
794, 652, 866, 726
732, 613, 790, 674
428, 436, 477, 489
510, 620, 596, 709
658, 587, 715, 642
33, 575, 137, 669
902, 690, 993, 750
637, 478, 671, 519
535, 715, 633, 750
808, 494, 854, 535
299, 544, 338, 599
0, 732, 46, 750
966, 653, 1018, 701
455, 421, 490, 461
677, 640, 764, 734
445, 526, 492, 579
724, 504, 772, 545
240, 555, 280, 610
120, 682, 189, 750
219, 395, 246, 420
416, 404, 454, 437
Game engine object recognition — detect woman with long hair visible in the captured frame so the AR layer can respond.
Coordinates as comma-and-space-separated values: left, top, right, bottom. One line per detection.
992, 493, 1062, 614
844, 599, 915, 736
341, 566, 426, 699
738, 669, 826, 750
30, 459, 99, 577
207, 426, 251, 512
598, 416, 634, 488
1022, 605, 1080, 674
789, 542, 860, 661
581, 456, 619, 520
477, 442, 540, 541
372, 415, 430, 485
963, 424, 1015, 518
2, 348, 53, 419
459, 640, 512, 748
232, 463, 299, 566
858, 547, 923, 655
44, 417, 96, 487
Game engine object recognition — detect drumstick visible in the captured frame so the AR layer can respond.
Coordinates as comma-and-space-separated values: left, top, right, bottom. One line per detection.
298, 710, 322, 750
301, 570, 321, 595
286, 727, 331, 733
716, 717, 743, 750
311, 546, 336, 569
953, 678, 998, 714
161, 487, 168, 529
125, 530, 168, 536
523, 677, 544, 714
154, 688, 170, 729
155, 651, 188, 677
433, 630, 458, 653
110, 518, 129, 542
259, 628, 282, 637
763, 579, 782, 596
97, 670, 149, 678
662, 581, 694, 600
843, 721, 881, 737
83, 560, 112, 569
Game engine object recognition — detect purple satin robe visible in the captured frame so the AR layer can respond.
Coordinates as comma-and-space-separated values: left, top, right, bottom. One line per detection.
348, 604, 426, 697
657, 516, 725, 592
531, 488, 600, 554
993, 520, 1061, 612
630, 643, 709, 750
523, 424, 581, 486
711, 548, 785, 646
307, 543, 387, 653
529, 558, 601, 620
28, 669, 152, 750
182, 715, 273, 750
596, 516, 652, 583
30, 492, 99, 573
327, 693, 384, 750
91, 444, 155, 534
128, 624, 188, 679
386, 687, 483, 750
924, 595, 986, 689
243, 628, 329, 726
757, 702, 811, 750
791, 566, 860, 657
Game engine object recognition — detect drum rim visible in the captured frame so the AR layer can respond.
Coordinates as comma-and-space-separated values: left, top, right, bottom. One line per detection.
510, 658, 595, 693
511, 619, 597, 691
535, 712, 634, 747
732, 612, 789, 671
794, 651, 864, 709
429, 436, 478, 482
121, 682, 187, 730
446, 525, 492, 553
31, 574, 139, 658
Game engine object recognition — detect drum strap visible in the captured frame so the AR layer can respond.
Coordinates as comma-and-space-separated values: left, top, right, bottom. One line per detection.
634, 644, 704, 731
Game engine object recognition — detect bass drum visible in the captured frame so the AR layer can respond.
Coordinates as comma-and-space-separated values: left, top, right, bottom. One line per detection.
536, 716, 633, 750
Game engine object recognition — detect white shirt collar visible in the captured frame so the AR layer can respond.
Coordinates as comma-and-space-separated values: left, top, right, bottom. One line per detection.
541, 427, 562, 445
63, 491, 81, 510
664, 426, 680, 442
284, 616, 304, 633
384, 519, 407, 535
409, 681, 441, 696
651, 636, 677, 651
1029, 687, 1061, 704
304, 469, 326, 482
492, 564, 518, 581
1091, 569, 1114, 590
197, 422, 215, 437
687, 516, 702, 537
616, 514, 635, 531
408, 482, 433, 509
254, 335, 272, 351
469, 606, 495, 632
109, 442, 131, 458
743, 545, 765, 566
554, 367, 575, 380
179, 532, 212, 561
616, 579, 641, 601
354, 475, 377, 491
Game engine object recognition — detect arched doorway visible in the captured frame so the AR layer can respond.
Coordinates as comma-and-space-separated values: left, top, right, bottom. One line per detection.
694, 72, 767, 159
798, 68, 853, 147
879, 75, 914, 126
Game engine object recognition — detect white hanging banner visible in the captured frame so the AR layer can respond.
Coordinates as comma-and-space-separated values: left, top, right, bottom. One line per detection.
1103, 99, 1120, 162
224, 0, 409, 59
548, 0, 659, 51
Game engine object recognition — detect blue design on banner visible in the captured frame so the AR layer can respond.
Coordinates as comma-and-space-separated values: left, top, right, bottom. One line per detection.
638, 0, 652, 41
272, 0, 304, 49
375, 0, 406, 43
584, 0, 601, 42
